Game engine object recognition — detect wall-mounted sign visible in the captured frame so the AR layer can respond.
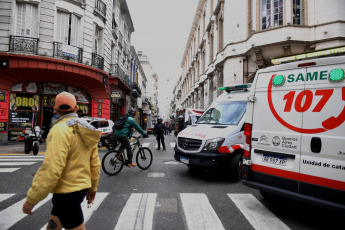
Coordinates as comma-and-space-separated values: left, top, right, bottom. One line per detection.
62, 44, 79, 59
10, 93, 39, 111
0, 122, 7, 132
9, 111, 34, 129
0, 108, 7, 119
103, 76, 109, 86
43, 95, 55, 107
111, 91, 122, 98
0, 91, 5, 101
98, 104, 102, 117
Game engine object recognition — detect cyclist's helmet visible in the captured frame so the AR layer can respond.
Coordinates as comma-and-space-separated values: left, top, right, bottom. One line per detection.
128, 108, 136, 116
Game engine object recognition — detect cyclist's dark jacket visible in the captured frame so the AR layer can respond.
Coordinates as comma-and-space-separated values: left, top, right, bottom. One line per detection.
114, 113, 146, 137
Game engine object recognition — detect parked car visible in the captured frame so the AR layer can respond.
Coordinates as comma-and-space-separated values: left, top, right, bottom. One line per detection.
80, 117, 114, 135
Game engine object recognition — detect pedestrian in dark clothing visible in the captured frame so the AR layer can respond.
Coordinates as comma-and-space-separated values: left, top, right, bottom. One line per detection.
154, 117, 166, 150
177, 116, 185, 134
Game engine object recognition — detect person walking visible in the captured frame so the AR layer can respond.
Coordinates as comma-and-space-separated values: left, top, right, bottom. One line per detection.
177, 115, 186, 134
114, 108, 149, 167
154, 117, 166, 150
22, 91, 102, 230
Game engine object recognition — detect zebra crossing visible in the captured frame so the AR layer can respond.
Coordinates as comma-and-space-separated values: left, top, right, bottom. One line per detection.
0, 154, 44, 173
0, 192, 291, 230
141, 142, 176, 148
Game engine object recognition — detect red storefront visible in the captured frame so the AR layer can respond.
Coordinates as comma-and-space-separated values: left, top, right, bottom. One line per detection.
0, 53, 113, 142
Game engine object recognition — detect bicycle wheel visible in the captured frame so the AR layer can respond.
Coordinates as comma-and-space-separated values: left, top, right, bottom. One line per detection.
102, 150, 124, 176
136, 147, 153, 170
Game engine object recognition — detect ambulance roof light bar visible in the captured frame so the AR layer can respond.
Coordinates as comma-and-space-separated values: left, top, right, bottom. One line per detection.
271, 46, 345, 65
219, 84, 252, 93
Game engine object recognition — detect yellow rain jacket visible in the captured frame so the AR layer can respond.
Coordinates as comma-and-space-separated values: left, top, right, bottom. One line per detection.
26, 114, 102, 205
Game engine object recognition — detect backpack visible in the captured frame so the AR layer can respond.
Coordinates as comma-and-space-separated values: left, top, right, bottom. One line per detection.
113, 114, 129, 130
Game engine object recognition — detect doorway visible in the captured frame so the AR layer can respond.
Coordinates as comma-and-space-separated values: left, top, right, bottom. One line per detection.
42, 107, 54, 138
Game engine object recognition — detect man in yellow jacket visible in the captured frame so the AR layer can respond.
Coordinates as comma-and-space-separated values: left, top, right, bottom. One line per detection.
22, 92, 102, 230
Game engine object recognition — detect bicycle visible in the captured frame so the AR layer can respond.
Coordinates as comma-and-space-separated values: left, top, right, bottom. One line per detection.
101, 135, 153, 175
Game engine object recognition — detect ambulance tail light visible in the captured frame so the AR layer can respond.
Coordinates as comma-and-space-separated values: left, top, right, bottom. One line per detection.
243, 123, 252, 158
297, 62, 316, 67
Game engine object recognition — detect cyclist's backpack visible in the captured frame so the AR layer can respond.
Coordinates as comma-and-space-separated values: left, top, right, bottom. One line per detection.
113, 114, 129, 130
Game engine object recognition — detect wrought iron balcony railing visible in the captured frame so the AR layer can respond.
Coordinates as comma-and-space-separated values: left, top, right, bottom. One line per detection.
9, 35, 39, 54
92, 53, 104, 70
110, 64, 131, 87
53, 42, 83, 63
95, 0, 106, 17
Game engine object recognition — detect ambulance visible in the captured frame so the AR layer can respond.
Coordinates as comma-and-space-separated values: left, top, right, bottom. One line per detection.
183, 108, 204, 127
174, 84, 251, 182
242, 47, 345, 212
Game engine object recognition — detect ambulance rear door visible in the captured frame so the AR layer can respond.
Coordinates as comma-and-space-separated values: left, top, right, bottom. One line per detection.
300, 59, 345, 205
250, 67, 304, 193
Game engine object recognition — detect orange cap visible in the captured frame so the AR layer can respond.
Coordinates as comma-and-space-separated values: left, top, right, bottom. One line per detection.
54, 92, 77, 112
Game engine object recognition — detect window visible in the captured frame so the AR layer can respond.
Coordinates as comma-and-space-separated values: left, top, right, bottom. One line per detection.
56, 12, 81, 47
15, 3, 38, 37
261, 0, 283, 30
94, 25, 103, 55
293, 0, 303, 25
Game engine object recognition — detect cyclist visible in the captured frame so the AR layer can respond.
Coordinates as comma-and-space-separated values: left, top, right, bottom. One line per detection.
114, 108, 148, 168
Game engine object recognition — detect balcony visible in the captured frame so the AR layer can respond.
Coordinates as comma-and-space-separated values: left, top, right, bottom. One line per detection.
94, 0, 106, 18
91, 53, 104, 70
9, 35, 39, 54
53, 42, 83, 63
110, 64, 130, 87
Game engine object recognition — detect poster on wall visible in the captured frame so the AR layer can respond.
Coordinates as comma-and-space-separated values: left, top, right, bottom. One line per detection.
0, 91, 5, 102
10, 93, 39, 111
0, 122, 7, 132
98, 104, 102, 117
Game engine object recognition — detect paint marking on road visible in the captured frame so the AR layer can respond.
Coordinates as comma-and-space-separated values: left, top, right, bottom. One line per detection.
142, 143, 150, 148
0, 168, 20, 172
170, 142, 176, 147
0, 194, 52, 230
180, 193, 225, 230
0, 194, 15, 203
0, 162, 37, 166
0, 159, 43, 161
114, 193, 157, 230
39, 192, 109, 230
228, 194, 291, 230
0, 155, 45, 158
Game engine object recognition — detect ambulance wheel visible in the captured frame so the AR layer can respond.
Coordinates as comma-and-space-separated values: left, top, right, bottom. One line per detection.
228, 153, 242, 182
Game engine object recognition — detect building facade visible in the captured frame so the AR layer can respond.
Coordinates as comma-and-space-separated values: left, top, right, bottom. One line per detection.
172, 0, 345, 112
0, 0, 144, 144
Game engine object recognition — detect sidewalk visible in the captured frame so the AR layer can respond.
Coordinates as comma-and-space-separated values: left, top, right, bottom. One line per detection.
0, 141, 47, 154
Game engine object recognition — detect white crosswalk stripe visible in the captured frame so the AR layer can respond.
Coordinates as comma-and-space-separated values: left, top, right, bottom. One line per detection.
180, 193, 225, 230
228, 194, 291, 230
0, 194, 52, 230
115, 193, 157, 230
0, 192, 292, 230
0, 155, 44, 173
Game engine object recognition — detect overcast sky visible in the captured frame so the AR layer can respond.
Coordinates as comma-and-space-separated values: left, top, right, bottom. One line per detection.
126, 0, 199, 117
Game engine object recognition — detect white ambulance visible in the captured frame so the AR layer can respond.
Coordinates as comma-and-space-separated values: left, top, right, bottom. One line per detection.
183, 108, 204, 127
242, 47, 345, 212
174, 84, 251, 182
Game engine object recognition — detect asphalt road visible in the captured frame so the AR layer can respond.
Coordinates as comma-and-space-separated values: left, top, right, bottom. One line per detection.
0, 134, 344, 230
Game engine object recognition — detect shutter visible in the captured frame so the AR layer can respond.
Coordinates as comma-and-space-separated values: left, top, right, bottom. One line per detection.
28, 4, 38, 37
56, 12, 69, 43
16, 3, 25, 36
70, 14, 81, 47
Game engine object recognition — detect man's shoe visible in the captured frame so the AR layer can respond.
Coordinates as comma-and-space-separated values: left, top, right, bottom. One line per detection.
128, 163, 137, 168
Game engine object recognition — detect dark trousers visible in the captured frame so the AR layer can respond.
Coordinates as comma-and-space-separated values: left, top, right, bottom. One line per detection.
156, 135, 165, 149
115, 135, 133, 164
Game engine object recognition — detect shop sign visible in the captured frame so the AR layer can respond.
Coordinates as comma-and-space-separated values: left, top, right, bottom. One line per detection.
9, 130, 23, 141
0, 122, 7, 132
10, 111, 33, 129
10, 93, 39, 111
78, 104, 89, 114
0, 108, 7, 119
0, 91, 5, 101
62, 44, 78, 59
111, 91, 121, 98
43, 95, 55, 107
98, 104, 102, 117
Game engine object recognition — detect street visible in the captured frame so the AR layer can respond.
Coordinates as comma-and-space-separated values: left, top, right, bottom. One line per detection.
0, 134, 344, 230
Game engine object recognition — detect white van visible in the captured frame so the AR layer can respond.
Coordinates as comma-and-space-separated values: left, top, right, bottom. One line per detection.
242, 49, 345, 212
174, 84, 251, 181
183, 108, 204, 127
